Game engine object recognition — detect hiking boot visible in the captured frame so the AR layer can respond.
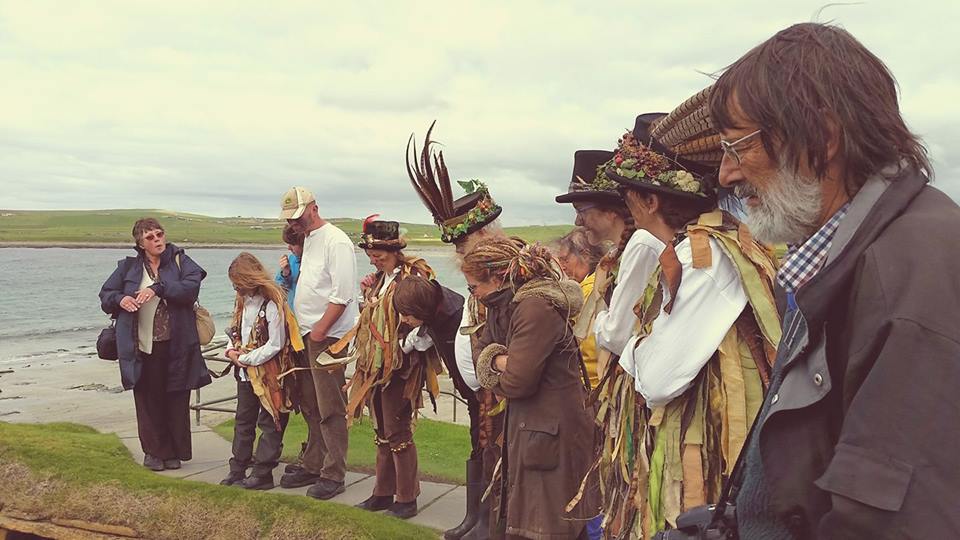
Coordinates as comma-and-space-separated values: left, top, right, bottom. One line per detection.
143, 454, 164, 471
385, 500, 418, 520
280, 469, 322, 489
219, 471, 246, 486
242, 474, 275, 491
306, 478, 345, 500
163, 459, 181, 470
284, 462, 304, 474
355, 494, 394, 511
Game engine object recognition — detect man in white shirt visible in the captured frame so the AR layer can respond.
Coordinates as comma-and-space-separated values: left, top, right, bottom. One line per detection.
278, 186, 359, 500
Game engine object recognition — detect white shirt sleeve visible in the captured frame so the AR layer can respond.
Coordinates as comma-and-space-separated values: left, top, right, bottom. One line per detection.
238, 301, 285, 368
401, 326, 436, 353
594, 229, 665, 355
455, 307, 481, 391
624, 237, 748, 409
327, 240, 358, 305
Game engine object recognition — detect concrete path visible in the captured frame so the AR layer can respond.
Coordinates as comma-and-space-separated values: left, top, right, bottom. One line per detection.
117, 414, 466, 533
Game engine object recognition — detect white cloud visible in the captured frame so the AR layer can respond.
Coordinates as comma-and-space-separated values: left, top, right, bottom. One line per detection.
0, 0, 957, 224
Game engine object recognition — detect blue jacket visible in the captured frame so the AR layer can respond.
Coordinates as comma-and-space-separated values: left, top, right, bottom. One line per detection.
275, 252, 300, 309
99, 243, 212, 392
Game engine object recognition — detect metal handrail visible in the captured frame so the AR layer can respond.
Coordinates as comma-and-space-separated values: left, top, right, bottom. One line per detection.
191, 340, 467, 424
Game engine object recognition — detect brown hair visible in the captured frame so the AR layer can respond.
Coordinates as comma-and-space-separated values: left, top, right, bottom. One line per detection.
710, 23, 931, 193
132, 217, 164, 243
282, 224, 304, 247
461, 238, 559, 288
393, 275, 442, 322
228, 252, 287, 311
658, 194, 710, 231
556, 227, 604, 273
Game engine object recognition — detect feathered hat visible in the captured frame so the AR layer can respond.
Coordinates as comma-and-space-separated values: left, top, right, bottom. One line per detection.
406, 121, 502, 243
357, 214, 406, 251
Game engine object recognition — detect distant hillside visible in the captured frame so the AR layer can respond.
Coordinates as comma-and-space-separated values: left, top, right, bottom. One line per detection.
0, 209, 572, 246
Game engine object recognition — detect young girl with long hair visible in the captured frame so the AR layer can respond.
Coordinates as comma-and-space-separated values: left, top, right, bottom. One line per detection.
220, 252, 300, 490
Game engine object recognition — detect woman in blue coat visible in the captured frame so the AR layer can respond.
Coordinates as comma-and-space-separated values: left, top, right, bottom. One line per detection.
99, 217, 211, 471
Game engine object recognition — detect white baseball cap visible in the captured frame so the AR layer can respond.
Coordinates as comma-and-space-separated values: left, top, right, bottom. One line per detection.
279, 186, 316, 220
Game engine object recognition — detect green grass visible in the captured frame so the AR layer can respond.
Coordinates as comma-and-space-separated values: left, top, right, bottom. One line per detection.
0, 209, 571, 245
0, 421, 438, 539
214, 415, 471, 484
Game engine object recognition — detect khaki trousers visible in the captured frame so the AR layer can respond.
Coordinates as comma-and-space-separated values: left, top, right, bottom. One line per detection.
295, 335, 349, 482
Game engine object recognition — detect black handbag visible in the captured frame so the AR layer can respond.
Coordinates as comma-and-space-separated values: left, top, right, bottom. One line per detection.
97, 319, 119, 360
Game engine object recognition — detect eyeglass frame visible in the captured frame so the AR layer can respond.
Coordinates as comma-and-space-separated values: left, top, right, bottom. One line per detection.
719, 129, 762, 166
142, 230, 165, 242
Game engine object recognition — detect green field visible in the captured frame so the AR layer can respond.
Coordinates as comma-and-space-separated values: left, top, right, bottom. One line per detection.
0, 209, 572, 245
214, 415, 471, 484
0, 422, 437, 539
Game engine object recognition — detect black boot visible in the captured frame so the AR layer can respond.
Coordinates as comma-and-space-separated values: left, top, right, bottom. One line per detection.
385, 499, 418, 520
444, 459, 483, 539
356, 494, 394, 511
461, 493, 491, 540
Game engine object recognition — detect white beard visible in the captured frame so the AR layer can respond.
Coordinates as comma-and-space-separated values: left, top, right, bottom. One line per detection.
738, 166, 823, 245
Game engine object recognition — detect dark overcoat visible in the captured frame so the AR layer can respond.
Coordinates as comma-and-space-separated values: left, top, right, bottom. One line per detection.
99, 243, 212, 392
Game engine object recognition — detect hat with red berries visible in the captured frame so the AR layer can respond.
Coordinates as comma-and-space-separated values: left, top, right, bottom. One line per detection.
604, 119, 716, 205
555, 150, 625, 207
406, 121, 503, 244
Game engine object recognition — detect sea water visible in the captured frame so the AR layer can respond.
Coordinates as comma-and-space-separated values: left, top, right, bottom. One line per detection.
0, 247, 466, 363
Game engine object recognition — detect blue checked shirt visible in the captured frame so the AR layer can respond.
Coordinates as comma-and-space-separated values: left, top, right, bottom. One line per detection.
776, 203, 851, 309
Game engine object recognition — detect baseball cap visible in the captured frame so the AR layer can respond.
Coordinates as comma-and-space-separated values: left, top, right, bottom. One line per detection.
279, 187, 316, 220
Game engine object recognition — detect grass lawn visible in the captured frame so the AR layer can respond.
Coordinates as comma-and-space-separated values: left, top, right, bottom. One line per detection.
0, 421, 438, 539
214, 415, 472, 485
0, 208, 572, 246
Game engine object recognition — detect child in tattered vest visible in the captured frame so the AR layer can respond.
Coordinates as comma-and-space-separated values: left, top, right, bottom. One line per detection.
220, 252, 302, 490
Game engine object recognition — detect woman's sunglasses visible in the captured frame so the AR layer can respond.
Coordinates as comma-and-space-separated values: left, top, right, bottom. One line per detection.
143, 230, 165, 242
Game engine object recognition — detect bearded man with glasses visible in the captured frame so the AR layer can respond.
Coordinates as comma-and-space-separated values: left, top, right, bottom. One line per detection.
704, 22, 960, 539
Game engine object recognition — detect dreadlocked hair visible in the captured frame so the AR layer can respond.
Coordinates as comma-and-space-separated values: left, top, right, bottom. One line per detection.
461, 238, 560, 289
228, 252, 287, 312
600, 214, 636, 268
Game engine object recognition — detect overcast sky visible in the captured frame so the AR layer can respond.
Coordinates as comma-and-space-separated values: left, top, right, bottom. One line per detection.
0, 0, 957, 226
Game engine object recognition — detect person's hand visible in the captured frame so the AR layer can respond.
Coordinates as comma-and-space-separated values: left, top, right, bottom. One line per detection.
119, 295, 140, 312
309, 322, 328, 343
226, 349, 245, 367
134, 287, 156, 306
279, 255, 290, 276
342, 377, 354, 393
494, 354, 508, 372
360, 272, 377, 289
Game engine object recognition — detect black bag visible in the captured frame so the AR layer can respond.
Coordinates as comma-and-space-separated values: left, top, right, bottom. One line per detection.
97, 319, 119, 360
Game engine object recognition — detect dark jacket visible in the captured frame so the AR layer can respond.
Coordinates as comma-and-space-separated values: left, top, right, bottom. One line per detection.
478, 278, 599, 539
99, 243, 212, 392
422, 283, 468, 398
737, 168, 960, 538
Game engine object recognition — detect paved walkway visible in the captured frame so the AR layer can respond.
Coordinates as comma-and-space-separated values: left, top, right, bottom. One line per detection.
117, 419, 466, 533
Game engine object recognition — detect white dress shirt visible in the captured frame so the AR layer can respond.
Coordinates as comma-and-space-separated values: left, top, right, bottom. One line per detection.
454, 307, 481, 391
294, 223, 360, 338
225, 294, 286, 382
619, 235, 748, 408
594, 229, 665, 355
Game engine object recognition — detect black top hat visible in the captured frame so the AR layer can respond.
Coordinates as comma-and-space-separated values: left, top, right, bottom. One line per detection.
555, 150, 624, 207
358, 215, 406, 250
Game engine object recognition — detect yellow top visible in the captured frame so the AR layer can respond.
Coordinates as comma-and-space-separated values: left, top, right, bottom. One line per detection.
579, 272, 600, 388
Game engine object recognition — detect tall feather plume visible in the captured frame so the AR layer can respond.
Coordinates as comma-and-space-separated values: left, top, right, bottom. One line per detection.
405, 120, 456, 222
406, 134, 440, 217
362, 214, 380, 234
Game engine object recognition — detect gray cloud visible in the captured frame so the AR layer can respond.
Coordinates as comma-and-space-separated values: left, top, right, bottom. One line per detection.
0, 0, 957, 225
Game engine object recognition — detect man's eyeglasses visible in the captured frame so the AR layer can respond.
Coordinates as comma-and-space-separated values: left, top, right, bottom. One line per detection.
143, 230, 165, 242
719, 129, 762, 166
